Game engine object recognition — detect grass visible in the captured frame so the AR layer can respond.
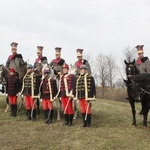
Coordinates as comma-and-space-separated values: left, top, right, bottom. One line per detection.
0, 95, 150, 150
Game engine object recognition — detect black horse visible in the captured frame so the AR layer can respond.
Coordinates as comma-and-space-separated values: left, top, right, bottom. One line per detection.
124, 59, 140, 126
125, 74, 150, 127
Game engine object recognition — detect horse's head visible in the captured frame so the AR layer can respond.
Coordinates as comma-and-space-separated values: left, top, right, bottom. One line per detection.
69, 64, 77, 75
42, 63, 55, 78
124, 59, 139, 77
0, 64, 9, 84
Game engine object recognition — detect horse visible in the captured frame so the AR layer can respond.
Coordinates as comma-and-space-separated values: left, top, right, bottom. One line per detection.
124, 59, 140, 126
125, 74, 150, 127
0, 64, 10, 112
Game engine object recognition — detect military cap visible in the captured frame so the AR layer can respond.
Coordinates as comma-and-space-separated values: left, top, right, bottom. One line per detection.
135, 45, 144, 54
76, 49, 84, 56
10, 42, 18, 50
79, 65, 87, 70
37, 46, 44, 51
55, 47, 62, 54
62, 63, 69, 69
27, 64, 33, 68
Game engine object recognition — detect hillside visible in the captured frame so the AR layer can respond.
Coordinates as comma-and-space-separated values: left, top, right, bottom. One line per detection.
0, 95, 150, 150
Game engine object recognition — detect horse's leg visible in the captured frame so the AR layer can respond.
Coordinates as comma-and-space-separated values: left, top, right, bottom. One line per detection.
73, 100, 78, 120
5, 95, 10, 112
129, 98, 136, 126
55, 97, 61, 120
36, 98, 40, 115
141, 98, 149, 127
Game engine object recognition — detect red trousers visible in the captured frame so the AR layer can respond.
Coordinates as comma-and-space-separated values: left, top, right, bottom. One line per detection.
61, 97, 74, 114
8, 96, 17, 105
42, 99, 53, 110
79, 98, 91, 114
25, 96, 36, 110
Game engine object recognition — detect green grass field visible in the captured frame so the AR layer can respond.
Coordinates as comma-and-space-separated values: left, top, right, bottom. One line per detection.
0, 95, 150, 150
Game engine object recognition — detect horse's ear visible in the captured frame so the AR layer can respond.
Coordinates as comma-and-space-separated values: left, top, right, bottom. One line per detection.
124, 60, 127, 65
123, 79, 127, 83
133, 59, 135, 65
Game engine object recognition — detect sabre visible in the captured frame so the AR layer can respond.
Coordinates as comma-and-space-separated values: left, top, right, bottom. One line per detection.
85, 101, 91, 121
31, 98, 36, 118
64, 98, 71, 114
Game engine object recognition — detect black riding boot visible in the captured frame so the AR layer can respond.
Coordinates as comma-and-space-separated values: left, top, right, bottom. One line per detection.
44, 109, 49, 120
45, 109, 53, 124
10, 104, 14, 116
13, 104, 17, 117
63, 114, 69, 126
82, 113, 87, 127
68, 114, 74, 126
87, 114, 91, 127
27, 109, 31, 120
32, 109, 36, 122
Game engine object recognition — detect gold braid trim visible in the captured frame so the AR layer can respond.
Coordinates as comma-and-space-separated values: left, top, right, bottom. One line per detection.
48, 77, 53, 101
20, 71, 28, 95
84, 73, 88, 100
75, 74, 81, 100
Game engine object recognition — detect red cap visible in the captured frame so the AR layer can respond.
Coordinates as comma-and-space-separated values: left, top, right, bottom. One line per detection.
10, 68, 16, 73
62, 63, 69, 69
76, 49, 84, 56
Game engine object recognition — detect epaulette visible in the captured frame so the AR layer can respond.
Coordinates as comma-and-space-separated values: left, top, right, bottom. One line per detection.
13, 54, 23, 59
41, 56, 47, 61
58, 59, 65, 66
83, 59, 87, 64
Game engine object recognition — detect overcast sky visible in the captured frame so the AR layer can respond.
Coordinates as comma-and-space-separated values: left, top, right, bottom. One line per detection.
0, 0, 150, 67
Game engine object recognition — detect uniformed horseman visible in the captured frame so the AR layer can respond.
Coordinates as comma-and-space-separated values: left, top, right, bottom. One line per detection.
50, 47, 65, 76
5, 42, 25, 79
56, 63, 76, 126
34, 46, 48, 77
74, 49, 91, 75
6, 68, 21, 117
76, 65, 96, 127
135, 45, 150, 74
20, 64, 40, 121
39, 67, 57, 124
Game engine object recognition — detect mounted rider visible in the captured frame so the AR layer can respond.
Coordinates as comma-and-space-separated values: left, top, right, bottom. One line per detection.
74, 49, 91, 75
135, 45, 150, 114
49, 47, 65, 76
135, 45, 150, 73
34, 46, 48, 77
5, 42, 25, 79
75, 65, 96, 127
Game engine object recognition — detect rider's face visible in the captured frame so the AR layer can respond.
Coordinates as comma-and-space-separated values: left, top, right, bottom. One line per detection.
56, 54, 61, 58
77, 56, 82, 60
11, 49, 17, 54
37, 50, 42, 57
138, 53, 144, 59
62, 68, 68, 74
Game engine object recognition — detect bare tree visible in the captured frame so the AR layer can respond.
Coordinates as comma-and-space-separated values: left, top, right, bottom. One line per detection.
94, 53, 108, 99
122, 45, 136, 62
106, 54, 117, 99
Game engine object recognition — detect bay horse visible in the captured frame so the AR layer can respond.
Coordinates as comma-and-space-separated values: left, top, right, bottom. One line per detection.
124, 59, 140, 126
125, 74, 150, 126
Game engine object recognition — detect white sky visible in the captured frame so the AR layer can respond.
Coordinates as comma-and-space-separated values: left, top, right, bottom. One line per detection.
0, 0, 150, 67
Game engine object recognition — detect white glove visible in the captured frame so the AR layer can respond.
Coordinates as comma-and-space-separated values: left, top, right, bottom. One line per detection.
40, 99, 42, 102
